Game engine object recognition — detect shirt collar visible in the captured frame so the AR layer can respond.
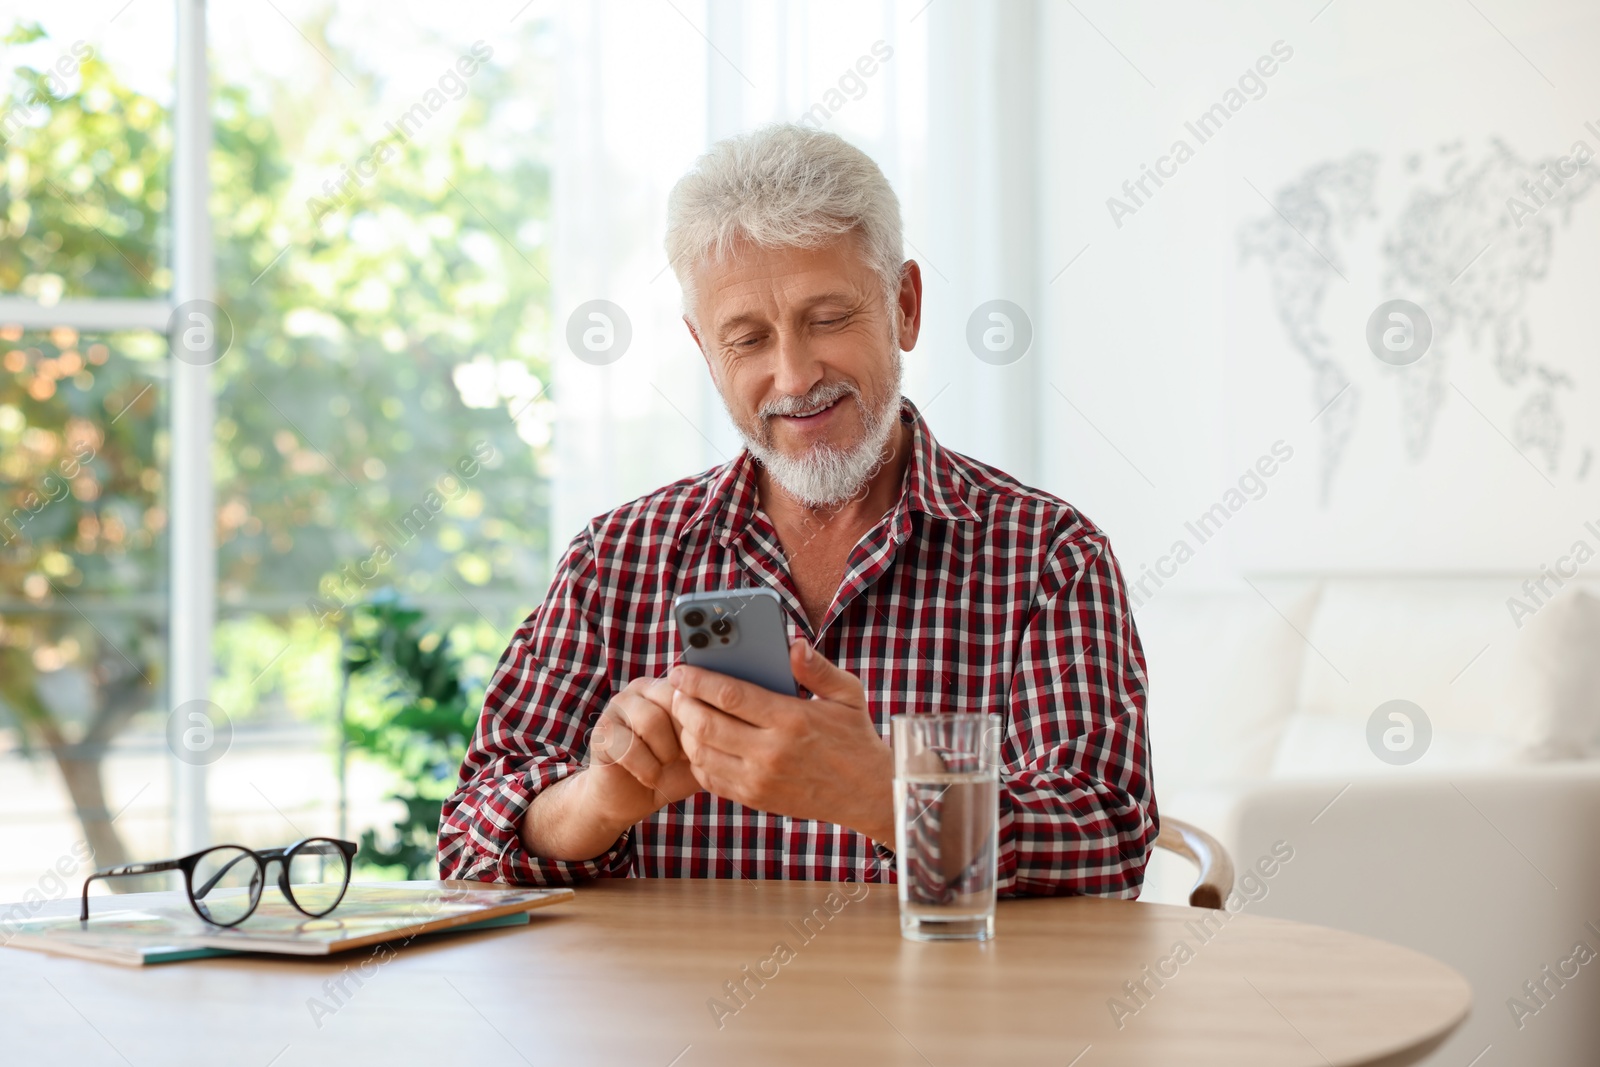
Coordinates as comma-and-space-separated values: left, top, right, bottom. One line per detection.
687, 396, 981, 545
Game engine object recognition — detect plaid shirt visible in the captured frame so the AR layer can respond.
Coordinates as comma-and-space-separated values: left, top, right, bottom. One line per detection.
439, 398, 1157, 897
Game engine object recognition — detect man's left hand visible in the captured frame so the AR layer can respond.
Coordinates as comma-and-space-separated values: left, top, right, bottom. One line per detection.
667, 638, 895, 847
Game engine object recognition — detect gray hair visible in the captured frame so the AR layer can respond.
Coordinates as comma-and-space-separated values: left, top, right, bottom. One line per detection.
664, 123, 905, 335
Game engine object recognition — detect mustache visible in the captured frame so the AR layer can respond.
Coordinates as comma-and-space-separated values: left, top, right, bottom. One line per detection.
759, 380, 859, 419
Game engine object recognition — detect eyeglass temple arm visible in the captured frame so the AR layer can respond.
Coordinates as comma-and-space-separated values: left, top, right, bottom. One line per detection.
79, 860, 183, 922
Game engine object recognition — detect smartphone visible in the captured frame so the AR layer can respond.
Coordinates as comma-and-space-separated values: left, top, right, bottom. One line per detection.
672, 587, 797, 696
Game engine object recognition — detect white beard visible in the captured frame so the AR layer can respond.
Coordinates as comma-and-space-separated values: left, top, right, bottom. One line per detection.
733, 360, 904, 509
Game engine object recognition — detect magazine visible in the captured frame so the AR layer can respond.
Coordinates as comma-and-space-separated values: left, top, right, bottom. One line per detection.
2, 882, 574, 966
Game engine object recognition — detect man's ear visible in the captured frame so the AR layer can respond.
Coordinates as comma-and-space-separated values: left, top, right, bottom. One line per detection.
896, 259, 924, 352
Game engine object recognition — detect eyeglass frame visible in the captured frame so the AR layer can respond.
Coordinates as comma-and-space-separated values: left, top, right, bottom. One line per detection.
79, 837, 359, 927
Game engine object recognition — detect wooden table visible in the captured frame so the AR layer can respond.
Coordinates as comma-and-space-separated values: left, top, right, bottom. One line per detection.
1, 879, 1468, 1066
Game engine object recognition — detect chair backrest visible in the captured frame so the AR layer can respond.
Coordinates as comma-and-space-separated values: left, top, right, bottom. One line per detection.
1154, 817, 1234, 910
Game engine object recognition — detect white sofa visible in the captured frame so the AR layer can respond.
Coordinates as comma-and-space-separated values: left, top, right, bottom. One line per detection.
1136, 577, 1600, 1067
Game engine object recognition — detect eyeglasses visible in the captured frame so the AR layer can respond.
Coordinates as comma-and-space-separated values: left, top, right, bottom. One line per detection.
79, 838, 358, 927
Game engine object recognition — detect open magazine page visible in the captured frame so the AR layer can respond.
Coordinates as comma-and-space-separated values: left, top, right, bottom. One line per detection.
2, 883, 574, 966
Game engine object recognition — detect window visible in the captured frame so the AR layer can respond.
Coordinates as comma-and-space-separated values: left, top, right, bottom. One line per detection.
2, 0, 941, 899
0, 1, 560, 895
205, 3, 555, 863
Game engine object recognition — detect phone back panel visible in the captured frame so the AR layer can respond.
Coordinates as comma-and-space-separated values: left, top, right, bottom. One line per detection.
672, 587, 797, 696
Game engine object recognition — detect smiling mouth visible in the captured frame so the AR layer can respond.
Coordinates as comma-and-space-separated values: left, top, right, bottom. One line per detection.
782, 396, 844, 420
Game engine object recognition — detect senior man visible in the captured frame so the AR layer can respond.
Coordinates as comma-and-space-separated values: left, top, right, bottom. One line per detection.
439, 124, 1156, 896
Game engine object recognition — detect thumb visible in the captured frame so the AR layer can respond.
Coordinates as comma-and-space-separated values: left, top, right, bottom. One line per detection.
789, 639, 863, 706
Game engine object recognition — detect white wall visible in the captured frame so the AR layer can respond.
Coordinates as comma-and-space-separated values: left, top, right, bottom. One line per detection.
1035, 0, 1600, 588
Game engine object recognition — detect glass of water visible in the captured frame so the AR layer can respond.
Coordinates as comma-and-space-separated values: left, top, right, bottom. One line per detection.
891, 713, 1001, 942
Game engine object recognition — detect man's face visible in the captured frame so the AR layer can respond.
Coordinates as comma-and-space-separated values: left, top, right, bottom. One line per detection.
687, 233, 918, 468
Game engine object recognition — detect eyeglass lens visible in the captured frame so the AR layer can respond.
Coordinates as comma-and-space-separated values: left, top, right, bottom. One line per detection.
190, 846, 264, 925
285, 838, 350, 916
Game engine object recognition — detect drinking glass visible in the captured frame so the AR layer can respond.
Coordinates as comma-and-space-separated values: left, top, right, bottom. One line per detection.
891, 713, 1001, 942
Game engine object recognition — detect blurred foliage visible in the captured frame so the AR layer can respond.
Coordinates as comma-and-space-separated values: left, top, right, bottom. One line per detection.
341, 595, 479, 880
0, 21, 171, 299
0, 12, 553, 863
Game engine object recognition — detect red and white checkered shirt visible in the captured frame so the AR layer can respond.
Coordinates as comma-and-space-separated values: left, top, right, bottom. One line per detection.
439, 398, 1157, 897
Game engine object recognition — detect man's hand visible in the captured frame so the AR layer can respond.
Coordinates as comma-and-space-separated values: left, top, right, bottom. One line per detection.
668, 639, 895, 847
520, 676, 698, 862
586, 676, 701, 826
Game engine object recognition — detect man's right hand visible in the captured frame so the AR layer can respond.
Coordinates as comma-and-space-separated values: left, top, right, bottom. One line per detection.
521, 676, 701, 863
584, 676, 702, 826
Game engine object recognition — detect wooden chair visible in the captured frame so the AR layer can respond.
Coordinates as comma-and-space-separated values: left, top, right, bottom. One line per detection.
1154, 818, 1234, 910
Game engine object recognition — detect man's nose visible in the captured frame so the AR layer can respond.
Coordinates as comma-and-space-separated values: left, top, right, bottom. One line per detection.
770, 329, 825, 398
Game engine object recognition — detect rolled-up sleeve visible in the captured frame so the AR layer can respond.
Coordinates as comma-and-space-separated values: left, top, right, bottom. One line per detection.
437, 530, 633, 885
997, 531, 1157, 898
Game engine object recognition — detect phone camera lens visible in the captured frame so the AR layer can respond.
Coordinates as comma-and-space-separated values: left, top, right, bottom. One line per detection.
709, 618, 732, 636
688, 631, 710, 649
683, 609, 706, 628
